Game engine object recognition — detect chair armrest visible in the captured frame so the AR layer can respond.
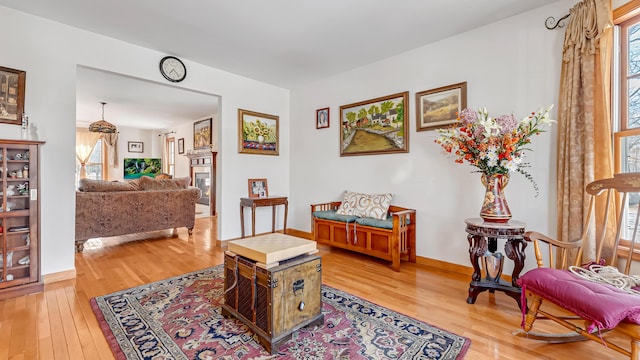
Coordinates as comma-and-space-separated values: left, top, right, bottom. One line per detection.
524, 231, 583, 249
310, 201, 342, 212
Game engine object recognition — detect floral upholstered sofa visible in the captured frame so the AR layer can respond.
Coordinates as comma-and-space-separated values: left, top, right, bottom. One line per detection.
75, 176, 201, 252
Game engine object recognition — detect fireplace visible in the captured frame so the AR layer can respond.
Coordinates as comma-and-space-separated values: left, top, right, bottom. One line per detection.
194, 172, 210, 206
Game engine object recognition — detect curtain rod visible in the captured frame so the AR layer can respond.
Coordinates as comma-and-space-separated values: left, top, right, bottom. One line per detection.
545, 13, 570, 29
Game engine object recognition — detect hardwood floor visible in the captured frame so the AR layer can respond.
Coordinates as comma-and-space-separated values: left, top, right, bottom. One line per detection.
0, 217, 631, 359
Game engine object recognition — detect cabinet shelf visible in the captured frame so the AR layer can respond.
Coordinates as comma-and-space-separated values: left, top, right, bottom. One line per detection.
0, 139, 43, 300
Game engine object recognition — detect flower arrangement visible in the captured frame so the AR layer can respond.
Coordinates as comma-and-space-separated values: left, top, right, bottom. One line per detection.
435, 105, 555, 195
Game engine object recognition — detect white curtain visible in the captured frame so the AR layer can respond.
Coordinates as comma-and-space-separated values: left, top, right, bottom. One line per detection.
75, 128, 100, 179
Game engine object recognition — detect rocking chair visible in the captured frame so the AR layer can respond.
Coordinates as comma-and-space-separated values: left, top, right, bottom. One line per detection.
515, 173, 640, 359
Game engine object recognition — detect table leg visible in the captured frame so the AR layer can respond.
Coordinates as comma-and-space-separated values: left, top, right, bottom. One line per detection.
505, 238, 527, 286
271, 205, 276, 233
283, 201, 288, 234
467, 233, 488, 304
240, 203, 245, 239
251, 205, 257, 237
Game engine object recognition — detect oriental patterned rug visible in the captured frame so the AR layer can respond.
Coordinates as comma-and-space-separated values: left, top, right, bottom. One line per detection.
91, 265, 470, 359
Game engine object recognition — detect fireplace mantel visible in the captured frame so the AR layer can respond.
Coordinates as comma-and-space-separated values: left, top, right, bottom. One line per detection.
185, 151, 216, 216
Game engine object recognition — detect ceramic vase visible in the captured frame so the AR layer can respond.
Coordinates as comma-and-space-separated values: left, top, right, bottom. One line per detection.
480, 173, 511, 223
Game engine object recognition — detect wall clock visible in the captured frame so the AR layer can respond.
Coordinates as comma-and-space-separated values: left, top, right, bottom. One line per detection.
159, 56, 187, 82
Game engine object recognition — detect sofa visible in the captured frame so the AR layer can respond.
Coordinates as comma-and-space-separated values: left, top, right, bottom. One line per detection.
311, 191, 416, 271
75, 176, 201, 252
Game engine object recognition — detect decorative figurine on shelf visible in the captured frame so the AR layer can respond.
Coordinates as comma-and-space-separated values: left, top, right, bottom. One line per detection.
17, 183, 28, 195
9, 171, 17, 179
29, 122, 39, 141
6, 185, 15, 196
22, 165, 28, 178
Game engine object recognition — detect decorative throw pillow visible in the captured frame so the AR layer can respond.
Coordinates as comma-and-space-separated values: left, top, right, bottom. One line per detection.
78, 178, 136, 192
357, 193, 393, 220
335, 191, 364, 216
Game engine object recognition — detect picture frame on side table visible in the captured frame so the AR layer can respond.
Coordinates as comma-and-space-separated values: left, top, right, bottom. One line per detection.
316, 107, 329, 129
248, 178, 268, 198
194, 118, 212, 149
339, 91, 409, 156
415, 82, 467, 131
238, 109, 279, 155
178, 138, 185, 154
0, 66, 26, 125
128, 141, 144, 153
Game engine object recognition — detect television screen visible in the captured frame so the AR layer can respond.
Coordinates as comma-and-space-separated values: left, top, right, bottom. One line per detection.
123, 158, 162, 179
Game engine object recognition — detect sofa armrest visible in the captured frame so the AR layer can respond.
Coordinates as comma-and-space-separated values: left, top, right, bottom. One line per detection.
310, 201, 342, 212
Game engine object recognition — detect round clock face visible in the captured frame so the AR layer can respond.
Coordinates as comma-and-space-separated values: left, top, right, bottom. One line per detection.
159, 56, 186, 82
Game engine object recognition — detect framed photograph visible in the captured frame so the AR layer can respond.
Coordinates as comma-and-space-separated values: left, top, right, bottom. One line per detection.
194, 118, 212, 149
316, 107, 329, 129
0, 66, 26, 125
238, 109, 279, 155
128, 141, 144, 153
415, 82, 467, 131
339, 91, 409, 156
178, 138, 185, 154
248, 178, 269, 198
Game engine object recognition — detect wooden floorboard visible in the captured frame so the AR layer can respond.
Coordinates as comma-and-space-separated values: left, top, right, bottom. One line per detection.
0, 216, 633, 359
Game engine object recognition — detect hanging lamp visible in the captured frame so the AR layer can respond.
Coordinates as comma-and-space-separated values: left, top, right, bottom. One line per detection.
89, 101, 117, 133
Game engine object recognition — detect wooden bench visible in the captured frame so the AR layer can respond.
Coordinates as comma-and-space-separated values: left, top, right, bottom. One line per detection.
310, 201, 416, 271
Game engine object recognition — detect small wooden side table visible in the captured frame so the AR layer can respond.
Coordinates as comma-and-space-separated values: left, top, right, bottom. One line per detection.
465, 218, 527, 308
240, 196, 288, 238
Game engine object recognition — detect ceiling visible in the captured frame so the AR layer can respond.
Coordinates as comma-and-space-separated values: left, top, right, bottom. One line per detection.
0, 0, 560, 129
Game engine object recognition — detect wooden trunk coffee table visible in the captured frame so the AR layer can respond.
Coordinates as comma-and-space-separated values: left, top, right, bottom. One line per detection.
221, 234, 324, 354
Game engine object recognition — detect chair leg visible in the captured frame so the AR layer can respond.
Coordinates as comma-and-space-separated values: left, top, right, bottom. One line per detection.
632, 338, 640, 360
523, 291, 543, 332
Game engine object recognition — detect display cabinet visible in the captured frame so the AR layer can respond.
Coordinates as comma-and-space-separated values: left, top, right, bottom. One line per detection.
0, 139, 44, 300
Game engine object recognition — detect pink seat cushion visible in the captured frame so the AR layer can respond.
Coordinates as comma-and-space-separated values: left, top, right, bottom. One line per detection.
517, 268, 640, 330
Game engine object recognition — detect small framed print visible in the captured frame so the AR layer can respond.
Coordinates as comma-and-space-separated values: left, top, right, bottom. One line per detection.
316, 107, 329, 129
0, 66, 26, 125
415, 82, 467, 131
248, 178, 268, 198
128, 141, 144, 153
178, 138, 185, 154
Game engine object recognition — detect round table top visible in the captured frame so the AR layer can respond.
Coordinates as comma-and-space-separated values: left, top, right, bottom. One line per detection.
464, 218, 526, 230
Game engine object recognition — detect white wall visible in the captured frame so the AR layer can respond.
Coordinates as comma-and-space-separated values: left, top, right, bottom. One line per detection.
289, 1, 571, 272
0, 5, 290, 275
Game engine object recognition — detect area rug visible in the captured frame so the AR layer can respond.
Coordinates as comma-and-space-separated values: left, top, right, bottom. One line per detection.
91, 265, 470, 359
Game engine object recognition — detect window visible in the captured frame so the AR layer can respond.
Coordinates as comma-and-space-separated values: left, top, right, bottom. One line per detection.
75, 139, 104, 187
614, 3, 640, 254
166, 137, 175, 176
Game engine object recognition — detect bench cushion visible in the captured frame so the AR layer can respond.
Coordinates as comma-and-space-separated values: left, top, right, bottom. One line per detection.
518, 268, 640, 330
312, 210, 358, 223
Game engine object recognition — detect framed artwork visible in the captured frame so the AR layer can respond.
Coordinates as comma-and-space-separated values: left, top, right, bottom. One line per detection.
248, 178, 269, 198
0, 66, 26, 125
339, 91, 409, 156
316, 107, 329, 129
415, 82, 467, 131
128, 141, 144, 153
194, 118, 212, 149
238, 109, 279, 155
178, 138, 185, 154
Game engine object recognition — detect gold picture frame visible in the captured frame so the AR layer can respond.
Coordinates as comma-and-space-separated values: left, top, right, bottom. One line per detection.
415, 82, 467, 131
339, 91, 409, 156
0, 66, 26, 125
238, 109, 279, 155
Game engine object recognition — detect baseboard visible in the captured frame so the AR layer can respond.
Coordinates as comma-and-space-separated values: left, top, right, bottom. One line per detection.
43, 268, 76, 284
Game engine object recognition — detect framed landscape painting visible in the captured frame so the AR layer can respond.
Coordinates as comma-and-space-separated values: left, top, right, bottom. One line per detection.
339, 91, 409, 156
415, 82, 467, 131
238, 109, 279, 155
194, 118, 212, 149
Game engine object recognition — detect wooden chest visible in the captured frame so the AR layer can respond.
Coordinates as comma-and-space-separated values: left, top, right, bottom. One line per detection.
221, 251, 323, 354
